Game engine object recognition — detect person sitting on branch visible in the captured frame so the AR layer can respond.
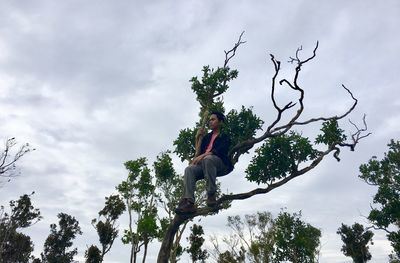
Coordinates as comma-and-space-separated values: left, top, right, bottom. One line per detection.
175, 111, 233, 214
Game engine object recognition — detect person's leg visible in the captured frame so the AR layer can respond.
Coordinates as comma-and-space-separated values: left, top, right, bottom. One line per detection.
182, 164, 204, 202
201, 155, 226, 206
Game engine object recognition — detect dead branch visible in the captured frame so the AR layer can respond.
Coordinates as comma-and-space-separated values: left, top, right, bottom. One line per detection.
0, 138, 34, 179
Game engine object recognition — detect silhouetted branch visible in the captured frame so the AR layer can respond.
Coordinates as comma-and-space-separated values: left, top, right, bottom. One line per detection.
0, 138, 34, 179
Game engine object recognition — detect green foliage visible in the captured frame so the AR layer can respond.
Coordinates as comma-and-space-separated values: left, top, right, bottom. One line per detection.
138, 207, 159, 241
86, 194, 125, 262
273, 211, 321, 263
8, 192, 42, 229
98, 194, 126, 221
186, 224, 208, 262
217, 248, 246, 263
315, 119, 347, 146
225, 106, 264, 151
85, 245, 102, 263
359, 139, 400, 259
154, 151, 183, 224
41, 213, 82, 263
246, 132, 318, 184
337, 223, 374, 263
154, 151, 177, 182
117, 157, 159, 262
174, 128, 197, 162
246, 212, 275, 262
190, 66, 238, 108
118, 158, 155, 212
0, 192, 42, 263
213, 210, 320, 263
0, 227, 34, 263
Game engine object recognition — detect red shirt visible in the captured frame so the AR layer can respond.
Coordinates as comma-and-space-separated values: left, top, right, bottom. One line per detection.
205, 132, 218, 153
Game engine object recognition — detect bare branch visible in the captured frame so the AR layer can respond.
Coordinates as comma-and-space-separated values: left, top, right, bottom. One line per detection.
224, 31, 246, 68
0, 138, 34, 180
339, 114, 372, 151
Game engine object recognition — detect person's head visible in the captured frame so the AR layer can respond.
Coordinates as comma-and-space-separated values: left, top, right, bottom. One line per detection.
208, 111, 225, 131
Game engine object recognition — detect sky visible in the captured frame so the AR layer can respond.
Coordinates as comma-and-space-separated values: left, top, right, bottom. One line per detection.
0, 0, 399, 262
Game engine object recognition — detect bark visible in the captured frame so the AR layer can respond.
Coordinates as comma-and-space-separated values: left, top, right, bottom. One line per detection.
142, 242, 148, 263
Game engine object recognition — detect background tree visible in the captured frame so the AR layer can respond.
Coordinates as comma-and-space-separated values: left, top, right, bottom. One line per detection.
337, 223, 374, 263
274, 211, 321, 263
41, 213, 82, 263
117, 158, 158, 263
0, 192, 42, 262
359, 139, 400, 261
210, 211, 274, 263
186, 224, 208, 262
85, 194, 126, 263
210, 210, 320, 263
158, 33, 369, 262
0, 137, 34, 185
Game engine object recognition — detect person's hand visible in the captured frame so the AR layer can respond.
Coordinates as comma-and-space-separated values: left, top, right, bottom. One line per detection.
196, 127, 205, 138
191, 155, 203, 165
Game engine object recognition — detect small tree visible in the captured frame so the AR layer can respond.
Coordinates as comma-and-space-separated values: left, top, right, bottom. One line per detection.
157, 33, 369, 262
337, 223, 374, 263
117, 158, 158, 263
0, 192, 42, 262
274, 211, 321, 263
359, 139, 400, 261
186, 224, 208, 262
85, 194, 126, 263
41, 213, 82, 263
211, 210, 320, 263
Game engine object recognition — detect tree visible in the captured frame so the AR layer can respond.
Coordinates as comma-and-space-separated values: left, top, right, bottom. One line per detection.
85, 194, 126, 263
186, 224, 208, 262
359, 139, 400, 260
210, 211, 274, 263
210, 210, 320, 263
0, 137, 34, 185
337, 223, 374, 263
0, 192, 42, 263
274, 211, 321, 263
156, 33, 369, 262
41, 213, 82, 263
117, 158, 159, 263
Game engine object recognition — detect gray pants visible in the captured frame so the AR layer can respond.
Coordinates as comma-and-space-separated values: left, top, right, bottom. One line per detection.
183, 155, 227, 202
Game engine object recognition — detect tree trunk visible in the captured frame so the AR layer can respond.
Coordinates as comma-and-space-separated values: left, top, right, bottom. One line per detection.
157, 215, 188, 263
142, 242, 148, 263
132, 250, 137, 263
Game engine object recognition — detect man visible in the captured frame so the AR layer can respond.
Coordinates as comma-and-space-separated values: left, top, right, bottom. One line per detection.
175, 111, 233, 214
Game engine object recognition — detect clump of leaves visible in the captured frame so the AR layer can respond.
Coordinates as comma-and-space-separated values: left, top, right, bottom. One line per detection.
174, 128, 196, 162
225, 106, 264, 151
246, 132, 318, 184
190, 66, 238, 107
315, 119, 347, 146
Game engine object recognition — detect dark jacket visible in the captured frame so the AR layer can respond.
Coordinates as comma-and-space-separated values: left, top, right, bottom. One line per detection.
200, 132, 233, 173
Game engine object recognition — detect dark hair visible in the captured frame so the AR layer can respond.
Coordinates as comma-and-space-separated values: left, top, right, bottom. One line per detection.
210, 111, 225, 122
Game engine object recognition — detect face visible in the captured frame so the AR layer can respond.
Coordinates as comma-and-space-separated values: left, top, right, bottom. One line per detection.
208, 114, 221, 130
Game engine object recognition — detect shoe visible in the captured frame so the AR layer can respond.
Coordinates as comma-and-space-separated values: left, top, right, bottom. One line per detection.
175, 198, 196, 214
206, 193, 217, 207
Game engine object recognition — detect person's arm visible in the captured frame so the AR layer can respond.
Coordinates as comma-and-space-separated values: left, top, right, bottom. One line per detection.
194, 128, 205, 157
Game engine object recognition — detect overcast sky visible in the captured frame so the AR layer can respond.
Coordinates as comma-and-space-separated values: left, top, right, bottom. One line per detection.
0, 0, 399, 262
